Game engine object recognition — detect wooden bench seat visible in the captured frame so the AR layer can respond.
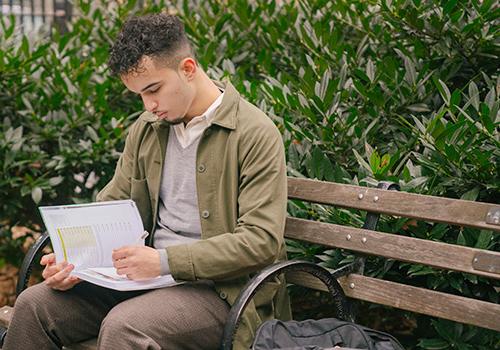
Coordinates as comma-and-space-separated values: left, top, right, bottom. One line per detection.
1, 177, 499, 349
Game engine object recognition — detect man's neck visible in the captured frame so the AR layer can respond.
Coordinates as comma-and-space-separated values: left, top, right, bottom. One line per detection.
183, 73, 222, 124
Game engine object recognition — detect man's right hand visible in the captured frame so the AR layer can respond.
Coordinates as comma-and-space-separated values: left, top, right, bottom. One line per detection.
40, 253, 81, 291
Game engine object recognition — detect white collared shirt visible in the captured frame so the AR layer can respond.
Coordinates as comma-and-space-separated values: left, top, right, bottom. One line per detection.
172, 92, 224, 149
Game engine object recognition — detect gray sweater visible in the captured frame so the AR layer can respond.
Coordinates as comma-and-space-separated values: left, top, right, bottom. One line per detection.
153, 126, 202, 275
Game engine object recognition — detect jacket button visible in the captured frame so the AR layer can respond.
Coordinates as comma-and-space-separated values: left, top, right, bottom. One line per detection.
201, 210, 210, 219
198, 164, 206, 173
219, 291, 227, 299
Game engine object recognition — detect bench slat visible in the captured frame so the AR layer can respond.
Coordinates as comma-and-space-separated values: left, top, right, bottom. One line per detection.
286, 217, 500, 279
287, 273, 500, 332
288, 177, 500, 232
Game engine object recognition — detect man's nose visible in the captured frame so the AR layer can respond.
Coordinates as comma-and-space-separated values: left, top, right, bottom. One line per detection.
143, 96, 158, 113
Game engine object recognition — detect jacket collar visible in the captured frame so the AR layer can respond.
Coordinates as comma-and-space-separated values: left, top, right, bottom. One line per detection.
141, 79, 238, 130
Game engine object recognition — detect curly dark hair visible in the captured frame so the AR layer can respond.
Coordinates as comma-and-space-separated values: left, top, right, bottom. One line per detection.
108, 13, 194, 76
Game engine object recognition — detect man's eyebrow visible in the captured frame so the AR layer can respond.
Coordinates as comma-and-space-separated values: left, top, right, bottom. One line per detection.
139, 82, 161, 93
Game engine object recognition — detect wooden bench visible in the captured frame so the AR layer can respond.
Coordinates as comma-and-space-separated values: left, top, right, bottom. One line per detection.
222, 178, 500, 348
2, 177, 500, 349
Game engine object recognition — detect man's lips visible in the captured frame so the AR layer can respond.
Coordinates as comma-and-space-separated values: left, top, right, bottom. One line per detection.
156, 112, 168, 118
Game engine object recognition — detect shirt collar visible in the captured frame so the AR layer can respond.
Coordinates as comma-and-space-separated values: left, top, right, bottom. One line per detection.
185, 90, 224, 127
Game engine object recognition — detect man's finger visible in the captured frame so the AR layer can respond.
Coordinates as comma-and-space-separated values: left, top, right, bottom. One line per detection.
52, 275, 81, 291
42, 262, 67, 280
115, 267, 130, 276
113, 259, 128, 269
40, 253, 56, 266
112, 247, 131, 261
46, 264, 73, 287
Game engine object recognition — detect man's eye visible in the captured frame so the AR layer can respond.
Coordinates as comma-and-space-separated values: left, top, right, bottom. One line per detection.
148, 88, 159, 94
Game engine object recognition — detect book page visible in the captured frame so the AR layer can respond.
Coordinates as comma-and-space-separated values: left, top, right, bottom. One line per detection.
39, 200, 144, 269
73, 267, 179, 291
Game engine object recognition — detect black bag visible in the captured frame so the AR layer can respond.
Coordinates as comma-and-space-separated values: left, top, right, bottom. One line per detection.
251, 318, 405, 350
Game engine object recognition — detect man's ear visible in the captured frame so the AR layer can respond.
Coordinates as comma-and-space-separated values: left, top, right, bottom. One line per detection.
179, 57, 197, 80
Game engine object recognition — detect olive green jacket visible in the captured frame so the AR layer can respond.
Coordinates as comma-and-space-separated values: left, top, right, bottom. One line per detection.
96, 81, 291, 349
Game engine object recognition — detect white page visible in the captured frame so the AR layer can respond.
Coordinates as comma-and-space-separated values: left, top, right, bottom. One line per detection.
73, 267, 178, 291
39, 200, 144, 269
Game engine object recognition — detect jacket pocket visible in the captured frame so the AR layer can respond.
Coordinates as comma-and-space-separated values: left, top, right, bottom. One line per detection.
131, 177, 152, 230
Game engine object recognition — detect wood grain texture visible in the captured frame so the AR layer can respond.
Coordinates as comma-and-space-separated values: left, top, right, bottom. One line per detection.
285, 217, 500, 279
287, 177, 500, 232
286, 273, 500, 332
472, 251, 500, 274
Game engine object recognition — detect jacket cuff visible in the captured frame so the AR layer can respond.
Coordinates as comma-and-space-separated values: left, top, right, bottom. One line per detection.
166, 244, 195, 281
156, 249, 171, 275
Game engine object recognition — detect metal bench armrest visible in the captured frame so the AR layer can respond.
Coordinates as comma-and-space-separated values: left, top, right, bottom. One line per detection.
221, 260, 354, 350
16, 231, 51, 296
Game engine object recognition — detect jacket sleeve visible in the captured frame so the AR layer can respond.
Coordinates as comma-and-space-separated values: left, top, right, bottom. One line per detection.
166, 117, 287, 281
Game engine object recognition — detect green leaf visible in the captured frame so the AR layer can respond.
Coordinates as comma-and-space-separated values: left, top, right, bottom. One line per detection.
484, 87, 496, 110
31, 187, 43, 204
86, 126, 100, 143
49, 176, 64, 187
353, 149, 372, 174
475, 230, 493, 249
418, 338, 449, 349
366, 59, 375, 83
404, 57, 416, 86
21, 35, 30, 56
433, 320, 455, 342
369, 150, 381, 173
460, 187, 479, 201
449, 276, 463, 293
457, 232, 467, 246
468, 81, 480, 111
312, 147, 325, 180
436, 79, 451, 106
443, 0, 458, 15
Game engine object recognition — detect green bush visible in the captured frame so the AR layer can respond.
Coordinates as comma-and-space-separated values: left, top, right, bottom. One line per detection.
0, 0, 498, 348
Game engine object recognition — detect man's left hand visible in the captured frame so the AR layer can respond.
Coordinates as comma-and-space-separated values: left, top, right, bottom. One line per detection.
112, 246, 161, 280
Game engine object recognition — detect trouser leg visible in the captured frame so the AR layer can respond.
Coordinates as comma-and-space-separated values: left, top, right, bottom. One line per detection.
98, 281, 230, 350
3, 282, 140, 350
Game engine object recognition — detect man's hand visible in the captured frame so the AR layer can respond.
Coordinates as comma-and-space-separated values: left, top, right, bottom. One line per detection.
40, 253, 81, 291
112, 246, 161, 280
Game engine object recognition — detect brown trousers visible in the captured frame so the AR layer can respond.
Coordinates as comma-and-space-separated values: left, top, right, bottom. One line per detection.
3, 281, 230, 350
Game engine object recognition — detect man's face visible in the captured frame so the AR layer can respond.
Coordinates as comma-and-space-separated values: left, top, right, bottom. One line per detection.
121, 55, 195, 124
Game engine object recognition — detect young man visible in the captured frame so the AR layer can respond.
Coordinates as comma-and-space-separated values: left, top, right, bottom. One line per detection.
3, 13, 290, 350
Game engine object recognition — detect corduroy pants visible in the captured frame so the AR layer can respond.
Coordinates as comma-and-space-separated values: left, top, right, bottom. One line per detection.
3, 280, 229, 350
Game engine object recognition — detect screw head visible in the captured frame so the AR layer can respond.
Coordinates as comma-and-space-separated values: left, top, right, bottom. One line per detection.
494, 218, 500, 224
473, 258, 478, 263
349, 283, 355, 289
346, 234, 352, 241
362, 237, 367, 243
358, 193, 364, 200
373, 196, 379, 202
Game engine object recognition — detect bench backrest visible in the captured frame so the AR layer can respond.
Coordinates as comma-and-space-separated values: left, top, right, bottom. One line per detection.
285, 177, 500, 332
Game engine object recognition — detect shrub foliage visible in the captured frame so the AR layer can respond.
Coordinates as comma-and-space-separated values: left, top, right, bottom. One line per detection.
0, 0, 498, 348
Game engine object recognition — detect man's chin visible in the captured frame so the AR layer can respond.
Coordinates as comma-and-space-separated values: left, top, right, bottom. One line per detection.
158, 114, 184, 125
165, 118, 184, 125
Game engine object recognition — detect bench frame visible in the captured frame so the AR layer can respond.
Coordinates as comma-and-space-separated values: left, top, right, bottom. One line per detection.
1, 177, 499, 349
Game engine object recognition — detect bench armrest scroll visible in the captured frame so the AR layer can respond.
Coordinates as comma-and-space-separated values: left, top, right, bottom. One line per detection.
221, 260, 353, 350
